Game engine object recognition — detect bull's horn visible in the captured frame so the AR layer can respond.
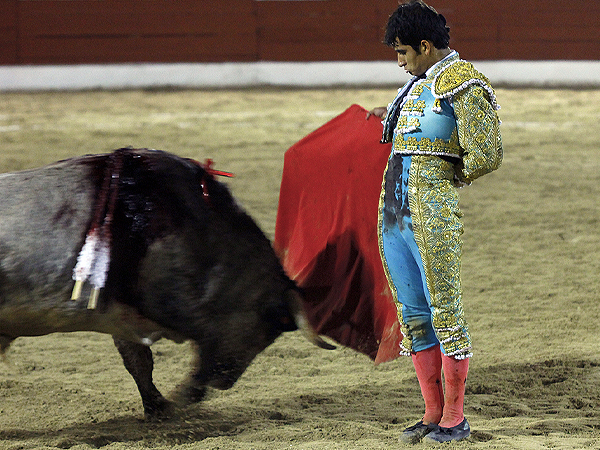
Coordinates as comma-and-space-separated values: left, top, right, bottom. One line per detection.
288, 290, 336, 350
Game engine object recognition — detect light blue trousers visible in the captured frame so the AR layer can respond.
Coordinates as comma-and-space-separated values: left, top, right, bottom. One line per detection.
381, 155, 440, 353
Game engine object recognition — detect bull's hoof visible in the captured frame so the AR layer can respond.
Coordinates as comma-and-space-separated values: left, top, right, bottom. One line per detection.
143, 398, 175, 421
170, 384, 207, 406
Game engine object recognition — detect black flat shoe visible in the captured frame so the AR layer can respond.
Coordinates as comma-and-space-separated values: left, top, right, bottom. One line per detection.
399, 420, 439, 444
423, 417, 471, 443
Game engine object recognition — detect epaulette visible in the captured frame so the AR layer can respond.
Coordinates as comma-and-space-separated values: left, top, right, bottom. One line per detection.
431, 60, 499, 111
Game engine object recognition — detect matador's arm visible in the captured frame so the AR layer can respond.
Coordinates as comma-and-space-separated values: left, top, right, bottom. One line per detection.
453, 84, 503, 184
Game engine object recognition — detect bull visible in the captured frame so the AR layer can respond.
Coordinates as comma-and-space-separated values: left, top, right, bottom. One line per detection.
0, 148, 333, 419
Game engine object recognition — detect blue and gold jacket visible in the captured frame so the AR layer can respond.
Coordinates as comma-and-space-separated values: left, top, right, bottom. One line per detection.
382, 51, 502, 184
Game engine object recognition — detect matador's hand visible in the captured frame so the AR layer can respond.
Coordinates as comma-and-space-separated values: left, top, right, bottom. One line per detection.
366, 107, 387, 120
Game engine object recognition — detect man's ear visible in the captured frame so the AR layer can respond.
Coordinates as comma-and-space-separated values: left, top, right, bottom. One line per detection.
420, 40, 432, 55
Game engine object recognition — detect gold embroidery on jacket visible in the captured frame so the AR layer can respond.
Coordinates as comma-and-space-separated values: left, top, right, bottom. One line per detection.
393, 130, 461, 158
396, 116, 421, 133
400, 99, 426, 116
432, 60, 499, 111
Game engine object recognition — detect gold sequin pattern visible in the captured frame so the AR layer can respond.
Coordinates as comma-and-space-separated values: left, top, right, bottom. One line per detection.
408, 83, 424, 99
407, 156, 472, 357
432, 59, 499, 111
401, 99, 426, 116
393, 129, 461, 158
396, 115, 421, 132
453, 85, 503, 183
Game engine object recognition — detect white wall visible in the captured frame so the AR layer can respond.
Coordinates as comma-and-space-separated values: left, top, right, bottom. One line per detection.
1, 60, 600, 91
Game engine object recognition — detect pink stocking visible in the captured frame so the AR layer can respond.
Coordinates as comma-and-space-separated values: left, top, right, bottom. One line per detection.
411, 345, 444, 424
439, 355, 469, 428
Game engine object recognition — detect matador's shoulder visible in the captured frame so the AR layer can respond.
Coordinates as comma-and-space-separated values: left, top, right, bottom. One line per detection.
431, 60, 500, 111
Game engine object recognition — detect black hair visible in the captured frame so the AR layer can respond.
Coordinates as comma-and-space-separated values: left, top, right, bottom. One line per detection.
384, 0, 450, 52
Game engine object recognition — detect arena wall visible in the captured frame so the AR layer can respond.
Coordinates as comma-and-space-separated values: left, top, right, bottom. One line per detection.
1, 0, 598, 66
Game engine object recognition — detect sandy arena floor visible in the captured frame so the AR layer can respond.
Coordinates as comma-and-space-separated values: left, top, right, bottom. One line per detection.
0, 87, 599, 449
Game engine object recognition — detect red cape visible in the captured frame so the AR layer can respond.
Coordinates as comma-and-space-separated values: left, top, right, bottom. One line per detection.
274, 104, 402, 364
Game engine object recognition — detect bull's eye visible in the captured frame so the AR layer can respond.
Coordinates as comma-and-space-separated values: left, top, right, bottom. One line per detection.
280, 316, 291, 325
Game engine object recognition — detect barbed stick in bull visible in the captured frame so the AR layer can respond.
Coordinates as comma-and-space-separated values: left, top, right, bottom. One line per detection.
70, 153, 234, 309
71, 149, 123, 308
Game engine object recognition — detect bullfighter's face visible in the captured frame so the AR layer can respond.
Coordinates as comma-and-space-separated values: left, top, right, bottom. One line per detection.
394, 38, 433, 77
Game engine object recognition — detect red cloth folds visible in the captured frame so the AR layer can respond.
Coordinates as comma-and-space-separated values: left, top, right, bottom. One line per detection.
274, 104, 402, 363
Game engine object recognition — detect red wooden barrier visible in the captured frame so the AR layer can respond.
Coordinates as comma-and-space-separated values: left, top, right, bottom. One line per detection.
0, 0, 18, 64
16, 0, 257, 64
1, 0, 598, 65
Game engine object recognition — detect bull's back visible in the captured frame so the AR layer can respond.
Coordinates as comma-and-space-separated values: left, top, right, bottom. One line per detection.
0, 151, 199, 343
0, 159, 96, 308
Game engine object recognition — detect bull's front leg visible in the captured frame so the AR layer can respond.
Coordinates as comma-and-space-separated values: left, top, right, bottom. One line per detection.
170, 339, 246, 405
112, 337, 173, 420
170, 342, 207, 406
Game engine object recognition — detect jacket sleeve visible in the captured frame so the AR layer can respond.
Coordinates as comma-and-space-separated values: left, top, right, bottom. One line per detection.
453, 84, 503, 183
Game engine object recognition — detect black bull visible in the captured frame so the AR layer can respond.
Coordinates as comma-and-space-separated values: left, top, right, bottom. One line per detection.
0, 148, 332, 418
